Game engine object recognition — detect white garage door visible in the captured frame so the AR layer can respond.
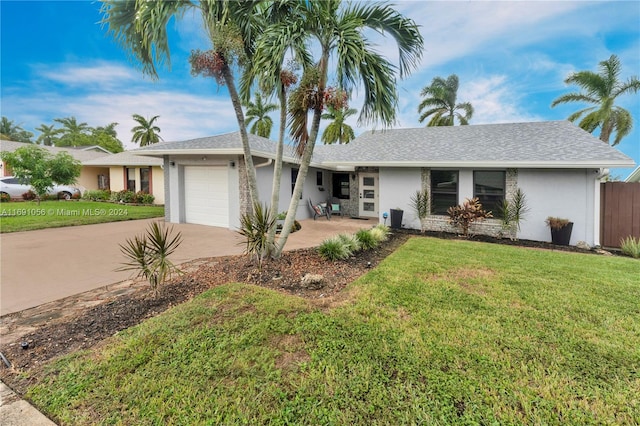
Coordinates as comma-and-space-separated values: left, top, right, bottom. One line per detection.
184, 166, 229, 227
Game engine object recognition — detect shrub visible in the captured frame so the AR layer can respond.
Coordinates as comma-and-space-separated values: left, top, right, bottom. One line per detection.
83, 189, 111, 201
338, 233, 361, 253
0, 192, 10, 203
370, 224, 390, 242
118, 222, 183, 297
138, 193, 155, 205
237, 202, 276, 269
620, 236, 640, 259
497, 188, 529, 233
22, 190, 36, 201
447, 197, 492, 236
409, 189, 430, 231
111, 190, 136, 204
356, 229, 379, 250
318, 236, 352, 261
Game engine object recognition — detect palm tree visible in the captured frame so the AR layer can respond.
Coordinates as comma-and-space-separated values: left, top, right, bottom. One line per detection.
417, 74, 473, 126
1, 117, 34, 143
131, 114, 163, 146
54, 116, 90, 146
244, 94, 277, 138
551, 54, 640, 146
321, 105, 357, 145
100, 0, 264, 206
35, 124, 61, 146
253, 0, 423, 257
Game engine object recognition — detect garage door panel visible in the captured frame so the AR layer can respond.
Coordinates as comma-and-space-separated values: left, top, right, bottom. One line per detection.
184, 166, 229, 227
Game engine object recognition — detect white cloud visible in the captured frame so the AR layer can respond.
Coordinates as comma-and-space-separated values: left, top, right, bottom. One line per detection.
35, 61, 138, 87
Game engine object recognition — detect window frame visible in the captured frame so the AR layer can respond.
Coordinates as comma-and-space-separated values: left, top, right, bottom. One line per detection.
430, 170, 459, 215
473, 170, 506, 218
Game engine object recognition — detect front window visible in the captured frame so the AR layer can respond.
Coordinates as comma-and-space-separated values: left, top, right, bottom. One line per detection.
140, 168, 150, 193
431, 170, 458, 215
332, 173, 350, 199
474, 170, 505, 217
126, 168, 136, 192
291, 168, 301, 198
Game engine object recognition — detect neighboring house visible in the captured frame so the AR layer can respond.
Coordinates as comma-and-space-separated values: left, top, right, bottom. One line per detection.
625, 166, 640, 182
133, 121, 634, 246
0, 140, 111, 192
83, 151, 165, 204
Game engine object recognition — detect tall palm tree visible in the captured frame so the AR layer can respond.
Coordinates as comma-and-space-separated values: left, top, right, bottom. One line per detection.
253, 0, 423, 257
131, 114, 163, 146
551, 54, 640, 146
321, 105, 357, 145
417, 74, 473, 126
244, 94, 278, 138
100, 0, 264, 206
35, 124, 61, 146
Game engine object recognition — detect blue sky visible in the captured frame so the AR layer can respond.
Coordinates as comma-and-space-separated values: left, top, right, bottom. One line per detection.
1, 0, 639, 178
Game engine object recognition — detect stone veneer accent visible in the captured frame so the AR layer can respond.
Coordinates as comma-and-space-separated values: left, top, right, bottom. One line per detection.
420, 168, 519, 239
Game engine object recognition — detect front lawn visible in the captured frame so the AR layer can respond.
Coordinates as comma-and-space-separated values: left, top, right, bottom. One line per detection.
0, 200, 164, 232
27, 237, 640, 424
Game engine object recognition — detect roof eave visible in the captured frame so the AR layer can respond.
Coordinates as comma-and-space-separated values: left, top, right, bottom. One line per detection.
320, 160, 636, 169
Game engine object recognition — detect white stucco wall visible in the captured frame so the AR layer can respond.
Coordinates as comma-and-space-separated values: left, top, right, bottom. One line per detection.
517, 169, 599, 246
379, 168, 422, 228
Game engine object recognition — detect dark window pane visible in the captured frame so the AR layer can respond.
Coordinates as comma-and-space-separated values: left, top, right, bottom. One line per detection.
316, 171, 323, 186
140, 168, 150, 193
431, 170, 458, 215
332, 173, 350, 199
474, 171, 505, 217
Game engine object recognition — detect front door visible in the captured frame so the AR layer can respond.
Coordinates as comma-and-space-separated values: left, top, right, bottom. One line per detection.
359, 173, 378, 218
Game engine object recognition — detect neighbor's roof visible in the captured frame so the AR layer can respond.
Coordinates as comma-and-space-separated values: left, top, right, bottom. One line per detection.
318, 121, 635, 169
625, 166, 640, 182
83, 150, 163, 166
0, 140, 112, 162
130, 121, 635, 170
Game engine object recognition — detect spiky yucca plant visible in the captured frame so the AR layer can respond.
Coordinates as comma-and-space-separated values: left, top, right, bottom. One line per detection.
118, 222, 183, 297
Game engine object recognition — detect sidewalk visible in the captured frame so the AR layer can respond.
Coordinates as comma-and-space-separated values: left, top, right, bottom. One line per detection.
0, 381, 56, 425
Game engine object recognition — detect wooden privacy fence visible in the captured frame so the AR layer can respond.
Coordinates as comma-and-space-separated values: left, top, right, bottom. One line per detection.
600, 182, 640, 248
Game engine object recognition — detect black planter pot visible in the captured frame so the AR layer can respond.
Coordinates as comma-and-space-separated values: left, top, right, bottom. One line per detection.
390, 209, 404, 229
550, 222, 573, 245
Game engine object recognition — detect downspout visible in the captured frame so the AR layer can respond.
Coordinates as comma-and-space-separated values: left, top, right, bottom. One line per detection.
255, 158, 273, 168
593, 168, 609, 247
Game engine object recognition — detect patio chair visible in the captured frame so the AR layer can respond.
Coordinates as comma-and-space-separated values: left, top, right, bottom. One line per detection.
327, 197, 343, 217
308, 198, 330, 220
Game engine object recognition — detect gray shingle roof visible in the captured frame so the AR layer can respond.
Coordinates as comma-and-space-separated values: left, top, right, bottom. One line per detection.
321, 121, 634, 168
129, 121, 635, 169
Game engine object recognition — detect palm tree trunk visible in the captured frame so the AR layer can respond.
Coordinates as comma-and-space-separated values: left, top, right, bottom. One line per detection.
599, 121, 613, 144
266, 83, 287, 251
274, 54, 329, 258
221, 61, 260, 208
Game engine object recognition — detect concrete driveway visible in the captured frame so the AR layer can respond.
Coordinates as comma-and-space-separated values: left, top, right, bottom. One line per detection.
0, 217, 375, 316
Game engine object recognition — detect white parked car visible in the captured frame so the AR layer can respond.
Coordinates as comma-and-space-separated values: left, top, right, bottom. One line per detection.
0, 176, 81, 200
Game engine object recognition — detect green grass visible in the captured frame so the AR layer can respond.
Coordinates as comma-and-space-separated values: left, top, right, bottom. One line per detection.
0, 200, 164, 232
26, 237, 640, 425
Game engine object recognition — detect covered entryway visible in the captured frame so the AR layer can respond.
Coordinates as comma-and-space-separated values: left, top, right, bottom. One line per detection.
184, 166, 229, 227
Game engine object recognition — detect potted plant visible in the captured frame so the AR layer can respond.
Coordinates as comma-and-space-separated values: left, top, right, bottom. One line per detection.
390, 207, 404, 229
546, 216, 573, 245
